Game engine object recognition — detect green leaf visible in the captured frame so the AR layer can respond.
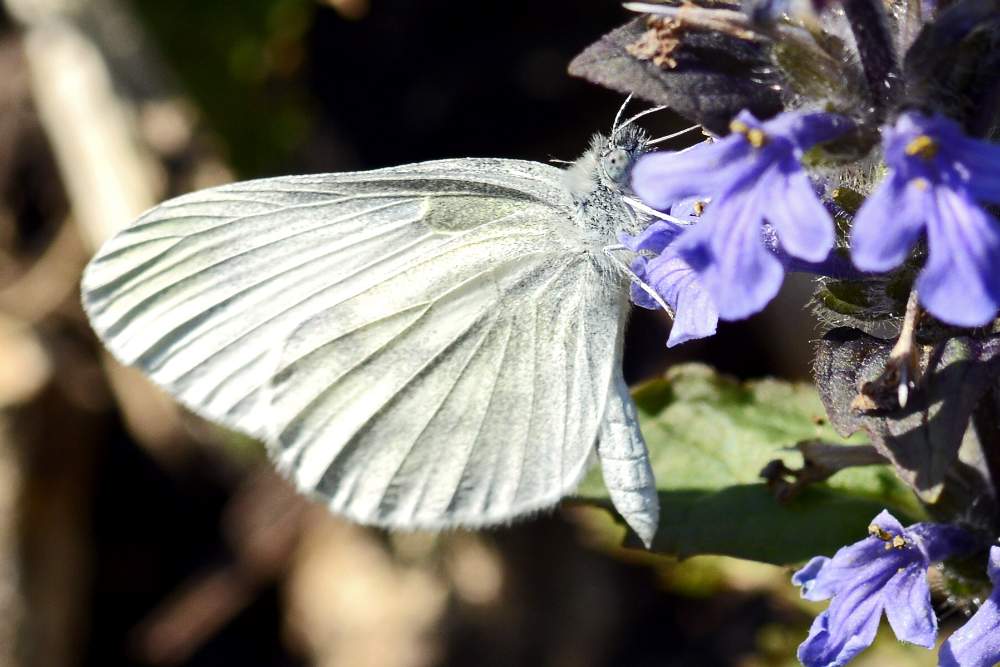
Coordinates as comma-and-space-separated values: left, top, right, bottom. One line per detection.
574, 364, 921, 565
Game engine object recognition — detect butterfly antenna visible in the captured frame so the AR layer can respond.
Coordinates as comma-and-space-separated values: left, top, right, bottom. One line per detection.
602, 245, 675, 318
646, 124, 703, 146
611, 94, 634, 137
613, 105, 669, 139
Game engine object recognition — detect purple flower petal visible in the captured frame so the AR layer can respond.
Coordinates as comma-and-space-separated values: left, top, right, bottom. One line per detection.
628, 257, 661, 310
760, 225, 864, 280
940, 547, 1000, 667
678, 185, 784, 320
793, 556, 833, 601
940, 598, 1000, 667
918, 187, 1000, 327
793, 512, 974, 666
882, 562, 936, 648
798, 612, 832, 663
621, 220, 683, 254
799, 538, 890, 603
849, 111, 1000, 327
797, 612, 851, 667
631, 139, 748, 209
958, 135, 1000, 203
870, 509, 906, 536
632, 249, 718, 346
756, 109, 855, 150
851, 176, 929, 272
909, 521, 978, 563
644, 251, 718, 346
629, 109, 851, 326
767, 158, 835, 262
798, 586, 885, 667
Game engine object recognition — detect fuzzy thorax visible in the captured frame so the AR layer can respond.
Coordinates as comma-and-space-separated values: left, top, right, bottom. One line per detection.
562, 126, 651, 243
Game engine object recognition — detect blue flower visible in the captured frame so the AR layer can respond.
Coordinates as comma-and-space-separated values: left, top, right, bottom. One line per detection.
622, 200, 719, 347
792, 510, 972, 667
850, 111, 1000, 327
632, 109, 852, 320
940, 546, 1000, 667
622, 196, 864, 348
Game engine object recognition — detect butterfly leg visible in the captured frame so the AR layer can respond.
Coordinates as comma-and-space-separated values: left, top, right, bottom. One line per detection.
596, 367, 660, 548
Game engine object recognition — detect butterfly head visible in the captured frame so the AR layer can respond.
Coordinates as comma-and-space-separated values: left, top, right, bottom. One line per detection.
564, 123, 650, 197
599, 123, 651, 188
563, 123, 651, 242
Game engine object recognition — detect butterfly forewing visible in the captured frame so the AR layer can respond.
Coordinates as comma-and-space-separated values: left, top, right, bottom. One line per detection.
82, 158, 629, 529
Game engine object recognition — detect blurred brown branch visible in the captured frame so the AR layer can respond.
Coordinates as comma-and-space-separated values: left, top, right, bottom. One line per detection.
130, 467, 309, 665
0, 1, 233, 665
0, 217, 86, 323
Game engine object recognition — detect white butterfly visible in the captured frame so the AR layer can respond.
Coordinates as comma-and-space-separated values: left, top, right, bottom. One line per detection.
81, 109, 669, 547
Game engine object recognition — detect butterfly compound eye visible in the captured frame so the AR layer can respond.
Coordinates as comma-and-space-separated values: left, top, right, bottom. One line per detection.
602, 148, 632, 184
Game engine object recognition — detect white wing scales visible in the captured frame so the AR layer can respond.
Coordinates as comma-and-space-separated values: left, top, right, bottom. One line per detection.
83, 160, 571, 436
266, 254, 619, 527
82, 158, 658, 536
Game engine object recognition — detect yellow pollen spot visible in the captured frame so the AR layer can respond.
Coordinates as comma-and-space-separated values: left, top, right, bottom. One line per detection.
912, 177, 930, 191
868, 524, 892, 541
885, 542, 893, 551
905, 135, 939, 160
747, 128, 768, 148
730, 119, 750, 134
892, 535, 907, 550
693, 201, 706, 216
728, 119, 768, 148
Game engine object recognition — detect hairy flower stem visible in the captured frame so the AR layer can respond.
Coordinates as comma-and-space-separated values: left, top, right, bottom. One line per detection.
886, 289, 921, 408
841, 0, 901, 116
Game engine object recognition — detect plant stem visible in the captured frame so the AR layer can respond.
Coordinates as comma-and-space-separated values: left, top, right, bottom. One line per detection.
841, 0, 902, 115
886, 288, 921, 408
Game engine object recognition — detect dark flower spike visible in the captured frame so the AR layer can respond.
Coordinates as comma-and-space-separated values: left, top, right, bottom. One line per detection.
902, 0, 1000, 134
838, 0, 903, 113
940, 545, 1000, 667
568, 15, 782, 135
632, 109, 852, 320
792, 510, 974, 667
850, 111, 1000, 327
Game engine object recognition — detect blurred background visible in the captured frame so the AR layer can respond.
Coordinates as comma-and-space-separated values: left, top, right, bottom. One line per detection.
0, 0, 942, 665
